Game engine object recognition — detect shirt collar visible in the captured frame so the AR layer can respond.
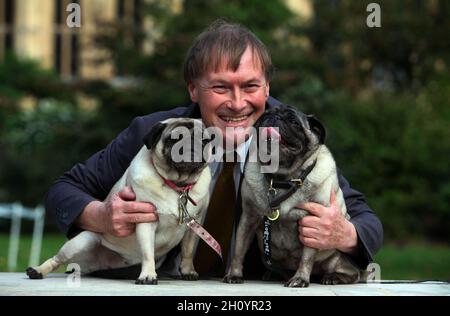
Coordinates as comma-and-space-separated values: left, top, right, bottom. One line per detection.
222, 134, 253, 174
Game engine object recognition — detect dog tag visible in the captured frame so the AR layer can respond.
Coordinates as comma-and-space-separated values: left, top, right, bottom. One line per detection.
267, 209, 280, 221
178, 192, 189, 225
178, 189, 198, 225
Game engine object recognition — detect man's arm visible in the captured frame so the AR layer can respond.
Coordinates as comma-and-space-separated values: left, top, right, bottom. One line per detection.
338, 173, 384, 267
45, 108, 189, 238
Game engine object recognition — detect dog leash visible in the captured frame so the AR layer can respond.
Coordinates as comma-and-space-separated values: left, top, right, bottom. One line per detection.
156, 170, 224, 261
262, 159, 317, 276
177, 189, 223, 260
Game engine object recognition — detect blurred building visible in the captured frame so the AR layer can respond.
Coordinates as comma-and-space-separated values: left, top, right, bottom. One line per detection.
0, 0, 311, 80
0, 0, 147, 80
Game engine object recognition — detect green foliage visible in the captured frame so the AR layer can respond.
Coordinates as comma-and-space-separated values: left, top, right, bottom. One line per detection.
0, 56, 108, 206
0, 99, 98, 206
0, 54, 74, 102
375, 243, 450, 280
298, 0, 450, 92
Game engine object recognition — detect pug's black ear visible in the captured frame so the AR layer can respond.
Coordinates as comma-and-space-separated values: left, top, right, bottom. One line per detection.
143, 122, 166, 149
307, 115, 326, 144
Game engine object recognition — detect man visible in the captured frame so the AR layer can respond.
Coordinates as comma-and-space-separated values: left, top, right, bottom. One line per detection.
46, 21, 383, 279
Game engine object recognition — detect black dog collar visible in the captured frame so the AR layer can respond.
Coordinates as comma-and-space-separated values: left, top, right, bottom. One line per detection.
266, 159, 317, 213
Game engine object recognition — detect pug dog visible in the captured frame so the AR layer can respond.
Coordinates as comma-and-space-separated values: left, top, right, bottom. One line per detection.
224, 105, 360, 287
27, 118, 212, 284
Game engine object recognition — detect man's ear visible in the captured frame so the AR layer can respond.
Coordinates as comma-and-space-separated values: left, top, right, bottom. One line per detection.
143, 122, 166, 149
264, 82, 270, 99
188, 83, 198, 102
307, 115, 326, 144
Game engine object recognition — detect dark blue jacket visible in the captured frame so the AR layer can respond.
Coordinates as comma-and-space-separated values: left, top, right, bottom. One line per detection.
45, 97, 383, 277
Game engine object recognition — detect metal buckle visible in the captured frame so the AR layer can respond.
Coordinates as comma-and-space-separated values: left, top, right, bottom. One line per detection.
267, 209, 280, 221
290, 178, 304, 187
268, 178, 277, 197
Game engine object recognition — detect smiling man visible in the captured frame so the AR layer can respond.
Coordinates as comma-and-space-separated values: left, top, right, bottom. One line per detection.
45, 20, 383, 280
186, 44, 269, 147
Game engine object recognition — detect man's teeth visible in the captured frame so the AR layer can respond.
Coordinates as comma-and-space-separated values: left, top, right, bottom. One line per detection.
221, 115, 249, 122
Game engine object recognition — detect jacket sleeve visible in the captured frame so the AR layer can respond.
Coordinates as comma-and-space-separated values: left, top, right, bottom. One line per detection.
44, 109, 185, 238
338, 172, 384, 269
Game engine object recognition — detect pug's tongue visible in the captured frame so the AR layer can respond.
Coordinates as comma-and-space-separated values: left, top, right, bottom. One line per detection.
262, 126, 281, 142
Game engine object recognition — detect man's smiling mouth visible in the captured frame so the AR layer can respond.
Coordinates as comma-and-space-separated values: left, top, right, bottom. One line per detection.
219, 114, 250, 122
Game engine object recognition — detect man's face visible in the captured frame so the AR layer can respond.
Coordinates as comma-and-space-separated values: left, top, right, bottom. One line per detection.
188, 46, 270, 148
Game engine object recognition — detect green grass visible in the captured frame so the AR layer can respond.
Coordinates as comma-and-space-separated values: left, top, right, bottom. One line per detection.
1, 233, 449, 281
0, 233, 67, 273
374, 243, 450, 281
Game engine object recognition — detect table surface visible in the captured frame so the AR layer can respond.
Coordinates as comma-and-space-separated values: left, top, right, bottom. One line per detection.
0, 273, 449, 296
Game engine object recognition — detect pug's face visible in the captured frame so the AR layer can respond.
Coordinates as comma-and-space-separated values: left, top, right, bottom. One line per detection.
256, 105, 325, 175
143, 118, 212, 184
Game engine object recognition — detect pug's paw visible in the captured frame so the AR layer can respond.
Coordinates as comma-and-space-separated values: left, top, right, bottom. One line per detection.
321, 273, 343, 285
223, 274, 244, 284
181, 271, 199, 281
26, 267, 43, 279
135, 276, 158, 285
285, 277, 309, 288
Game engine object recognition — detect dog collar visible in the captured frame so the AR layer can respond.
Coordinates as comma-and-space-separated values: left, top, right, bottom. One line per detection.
162, 178, 195, 194
266, 159, 317, 214
162, 178, 198, 210
151, 158, 197, 204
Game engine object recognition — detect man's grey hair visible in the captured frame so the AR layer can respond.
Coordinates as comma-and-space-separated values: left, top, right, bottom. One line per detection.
183, 19, 274, 84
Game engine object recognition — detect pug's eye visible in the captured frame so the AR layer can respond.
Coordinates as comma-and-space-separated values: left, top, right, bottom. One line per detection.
289, 117, 300, 126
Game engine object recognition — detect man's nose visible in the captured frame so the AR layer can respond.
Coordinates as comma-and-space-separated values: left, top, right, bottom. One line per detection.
227, 87, 247, 111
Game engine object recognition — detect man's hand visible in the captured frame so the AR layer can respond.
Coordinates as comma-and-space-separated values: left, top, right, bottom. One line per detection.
77, 186, 158, 237
297, 190, 358, 254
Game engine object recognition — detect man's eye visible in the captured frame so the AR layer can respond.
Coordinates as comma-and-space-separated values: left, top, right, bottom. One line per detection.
243, 84, 260, 92
212, 86, 227, 93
